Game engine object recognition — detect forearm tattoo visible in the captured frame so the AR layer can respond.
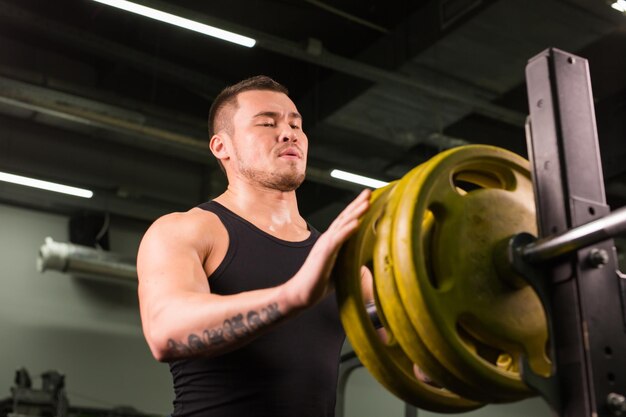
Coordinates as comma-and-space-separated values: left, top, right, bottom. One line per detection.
165, 303, 282, 359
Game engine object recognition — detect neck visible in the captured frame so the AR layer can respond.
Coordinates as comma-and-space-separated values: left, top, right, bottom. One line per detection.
214, 180, 306, 237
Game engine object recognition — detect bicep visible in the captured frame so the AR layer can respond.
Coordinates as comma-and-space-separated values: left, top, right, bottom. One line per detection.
137, 219, 212, 326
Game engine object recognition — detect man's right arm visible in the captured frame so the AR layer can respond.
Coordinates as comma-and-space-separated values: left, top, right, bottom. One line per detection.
137, 211, 299, 362
137, 189, 371, 362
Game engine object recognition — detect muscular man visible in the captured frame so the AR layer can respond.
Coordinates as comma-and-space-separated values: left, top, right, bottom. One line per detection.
137, 75, 371, 417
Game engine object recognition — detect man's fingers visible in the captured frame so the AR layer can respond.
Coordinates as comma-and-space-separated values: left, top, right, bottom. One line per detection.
315, 189, 371, 259
347, 189, 371, 212
337, 190, 371, 218
330, 190, 371, 229
296, 192, 372, 305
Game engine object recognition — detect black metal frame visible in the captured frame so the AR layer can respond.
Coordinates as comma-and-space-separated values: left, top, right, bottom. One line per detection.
519, 47, 626, 417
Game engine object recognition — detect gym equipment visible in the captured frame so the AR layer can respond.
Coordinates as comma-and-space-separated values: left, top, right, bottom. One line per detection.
335, 145, 547, 409
334, 48, 626, 416
335, 180, 483, 412
2, 368, 158, 417
37, 237, 136, 282
8, 368, 68, 417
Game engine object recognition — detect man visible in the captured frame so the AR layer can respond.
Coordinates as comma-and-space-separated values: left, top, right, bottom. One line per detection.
137, 75, 371, 417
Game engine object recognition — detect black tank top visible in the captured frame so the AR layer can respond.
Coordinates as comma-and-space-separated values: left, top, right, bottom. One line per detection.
169, 201, 345, 417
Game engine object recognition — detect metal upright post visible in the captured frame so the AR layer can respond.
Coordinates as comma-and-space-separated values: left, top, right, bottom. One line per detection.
524, 48, 626, 417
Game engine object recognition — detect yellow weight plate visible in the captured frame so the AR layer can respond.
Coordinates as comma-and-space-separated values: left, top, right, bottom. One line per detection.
374, 185, 484, 412
391, 145, 550, 401
334, 182, 481, 412
373, 164, 487, 405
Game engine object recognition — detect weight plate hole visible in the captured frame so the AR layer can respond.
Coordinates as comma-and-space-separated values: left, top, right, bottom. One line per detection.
423, 210, 439, 289
371, 212, 383, 236
456, 319, 509, 369
453, 179, 477, 195
452, 167, 512, 195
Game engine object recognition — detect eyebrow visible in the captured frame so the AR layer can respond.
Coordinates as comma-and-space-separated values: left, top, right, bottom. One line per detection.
252, 111, 302, 120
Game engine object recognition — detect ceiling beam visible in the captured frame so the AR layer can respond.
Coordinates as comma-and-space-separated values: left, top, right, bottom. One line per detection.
142, 0, 526, 126
0, 75, 366, 192
1, 0, 525, 127
0, 0, 226, 98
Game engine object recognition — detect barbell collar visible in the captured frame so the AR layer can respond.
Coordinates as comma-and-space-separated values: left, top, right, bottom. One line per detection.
521, 205, 626, 264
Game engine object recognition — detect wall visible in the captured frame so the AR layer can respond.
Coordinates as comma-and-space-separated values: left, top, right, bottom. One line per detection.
0, 202, 173, 414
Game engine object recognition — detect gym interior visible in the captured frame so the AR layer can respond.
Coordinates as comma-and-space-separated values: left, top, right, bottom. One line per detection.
0, 1, 625, 416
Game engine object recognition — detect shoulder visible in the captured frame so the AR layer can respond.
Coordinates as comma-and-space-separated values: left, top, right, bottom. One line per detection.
139, 207, 227, 256
150, 208, 219, 234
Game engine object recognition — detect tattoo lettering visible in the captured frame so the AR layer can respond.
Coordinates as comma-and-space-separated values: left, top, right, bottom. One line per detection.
205, 328, 226, 345
246, 311, 263, 330
223, 314, 249, 339
166, 338, 192, 356
165, 303, 284, 359
187, 334, 205, 350
262, 303, 281, 321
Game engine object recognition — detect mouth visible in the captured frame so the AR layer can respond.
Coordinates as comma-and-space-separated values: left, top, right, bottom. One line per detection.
278, 147, 302, 159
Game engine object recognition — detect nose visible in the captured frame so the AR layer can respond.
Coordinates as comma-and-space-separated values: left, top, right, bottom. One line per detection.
279, 125, 298, 143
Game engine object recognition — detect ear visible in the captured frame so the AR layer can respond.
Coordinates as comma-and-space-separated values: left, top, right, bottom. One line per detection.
209, 133, 231, 162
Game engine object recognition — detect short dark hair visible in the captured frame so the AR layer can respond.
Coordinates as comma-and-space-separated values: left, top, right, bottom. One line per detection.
208, 75, 289, 138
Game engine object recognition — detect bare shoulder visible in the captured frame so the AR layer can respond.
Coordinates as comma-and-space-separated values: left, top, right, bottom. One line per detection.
138, 207, 228, 280
148, 208, 220, 238
141, 208, 226, 253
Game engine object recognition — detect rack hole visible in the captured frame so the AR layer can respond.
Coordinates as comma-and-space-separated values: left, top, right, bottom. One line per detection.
608, 372, 616, 383
588, 206, 595, 216
605, 346, 613, 357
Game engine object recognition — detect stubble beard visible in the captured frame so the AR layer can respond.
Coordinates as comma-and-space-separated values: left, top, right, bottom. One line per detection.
238, 159, 305, 192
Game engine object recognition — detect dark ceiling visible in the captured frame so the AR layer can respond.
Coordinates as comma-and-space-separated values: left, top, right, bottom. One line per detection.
0, 0, 625, 234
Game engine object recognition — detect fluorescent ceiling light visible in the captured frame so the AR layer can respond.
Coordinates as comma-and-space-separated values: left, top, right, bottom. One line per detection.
330, 169, 389, 189
91, 0, 256, 48
0, 171, 93, 198
612, 0, 626, 12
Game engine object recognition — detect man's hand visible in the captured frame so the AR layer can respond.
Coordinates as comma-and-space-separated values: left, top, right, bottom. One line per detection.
284, 189, 371, 309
